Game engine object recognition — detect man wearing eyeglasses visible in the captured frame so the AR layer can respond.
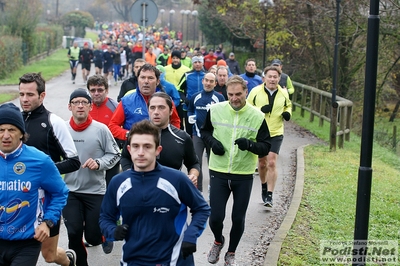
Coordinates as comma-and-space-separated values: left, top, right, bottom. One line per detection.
64, 88, 121, 266
87, 75, 121, 186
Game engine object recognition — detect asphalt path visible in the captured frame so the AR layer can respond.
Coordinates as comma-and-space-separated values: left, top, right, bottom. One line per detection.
2, 67, 320, 265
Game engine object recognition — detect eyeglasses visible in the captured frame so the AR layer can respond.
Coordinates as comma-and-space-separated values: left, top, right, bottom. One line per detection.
89, 88, 105, 93
70, 100, 90, 106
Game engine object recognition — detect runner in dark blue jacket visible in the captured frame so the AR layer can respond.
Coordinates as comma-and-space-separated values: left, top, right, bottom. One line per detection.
99, 120, 210, 266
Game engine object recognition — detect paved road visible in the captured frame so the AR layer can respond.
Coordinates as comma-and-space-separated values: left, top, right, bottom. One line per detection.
1, 68, 320, 265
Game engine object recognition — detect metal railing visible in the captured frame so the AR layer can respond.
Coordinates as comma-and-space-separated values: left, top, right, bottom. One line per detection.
291, 81, 353, 149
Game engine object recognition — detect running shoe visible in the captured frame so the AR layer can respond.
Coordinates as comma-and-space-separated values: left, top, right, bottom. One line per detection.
207, 236, 225, 264
102, 240, 114, 254
224, 252, 236, 266
65, 249, 76, 266
261, 183, 268, 203
264, 196, 273, 208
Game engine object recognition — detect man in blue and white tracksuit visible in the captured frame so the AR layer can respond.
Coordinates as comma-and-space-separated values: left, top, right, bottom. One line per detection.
0, 103, 68, 266
187, 72, 225, 193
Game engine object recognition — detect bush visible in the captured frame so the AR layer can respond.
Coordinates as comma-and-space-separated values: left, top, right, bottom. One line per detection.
0, 25, 63, 79
0, 36, 23, 79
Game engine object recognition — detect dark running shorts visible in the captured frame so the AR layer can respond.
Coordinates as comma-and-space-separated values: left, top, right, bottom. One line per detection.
103, 65, 113, 74
49, 218, 61, 237
265, 135, 284, 156
81, 63, 91, 71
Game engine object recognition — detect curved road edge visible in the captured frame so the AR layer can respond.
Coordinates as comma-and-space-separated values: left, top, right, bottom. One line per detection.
264, 144, 308, 266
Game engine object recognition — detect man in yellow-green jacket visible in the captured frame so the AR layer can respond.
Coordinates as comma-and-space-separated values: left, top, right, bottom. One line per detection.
247, 65, 292, 208
201, 75, 270, 266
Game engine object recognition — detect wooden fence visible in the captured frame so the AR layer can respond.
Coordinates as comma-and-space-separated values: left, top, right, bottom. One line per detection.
291, 81, 353, 149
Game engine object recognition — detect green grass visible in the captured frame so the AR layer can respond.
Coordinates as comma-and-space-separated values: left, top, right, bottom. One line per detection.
0, 31, 97, 86
0, 92, 18, 103
0, 49, 69, 85
278, 110, 400, 265
85, 31, 99, 42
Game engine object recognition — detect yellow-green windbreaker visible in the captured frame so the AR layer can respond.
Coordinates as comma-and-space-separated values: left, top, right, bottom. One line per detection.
247, 84, 292, 137
208, 101, 265, 175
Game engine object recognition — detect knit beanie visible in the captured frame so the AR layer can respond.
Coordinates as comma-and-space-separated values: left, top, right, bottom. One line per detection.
0, 103, 25, 134
171, 50, 181, 59
192, 56, 204, 64
69, 88, 92, 103
217, 60, 227, 67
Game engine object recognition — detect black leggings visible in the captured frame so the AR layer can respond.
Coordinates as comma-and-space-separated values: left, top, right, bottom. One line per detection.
208, 170, 253, 253
62, 192, 104, 266
0, 238, 41, 266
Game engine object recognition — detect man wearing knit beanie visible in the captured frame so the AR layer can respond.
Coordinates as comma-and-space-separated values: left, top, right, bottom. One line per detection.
0, 102, 69, 266
164, 49, 190, 130
171, 49, 181, 59
69, 87, 92, 104
0, 103, 26, 137
64, 86, 120, 265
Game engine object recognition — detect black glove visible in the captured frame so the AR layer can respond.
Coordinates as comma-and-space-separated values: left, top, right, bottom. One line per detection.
261, 104, 272, 113
282, 111, 291, 121
211, 139, 225, 155
234, 138, 254, 151
114, 224, 129, 240
181, 241, 196, 259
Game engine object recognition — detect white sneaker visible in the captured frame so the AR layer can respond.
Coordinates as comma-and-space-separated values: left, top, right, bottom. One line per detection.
66, 249, 76, 266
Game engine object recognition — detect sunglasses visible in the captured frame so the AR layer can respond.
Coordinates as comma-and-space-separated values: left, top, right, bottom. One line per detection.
89, 88, 105, 93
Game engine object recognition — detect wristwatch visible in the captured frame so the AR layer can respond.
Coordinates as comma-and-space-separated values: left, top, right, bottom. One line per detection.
95, 159, 100, 170
44, 219, 54, 229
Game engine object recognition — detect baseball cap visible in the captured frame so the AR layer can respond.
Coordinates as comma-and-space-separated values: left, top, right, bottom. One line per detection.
229, 52, 235, 56
271, 59, 282, 66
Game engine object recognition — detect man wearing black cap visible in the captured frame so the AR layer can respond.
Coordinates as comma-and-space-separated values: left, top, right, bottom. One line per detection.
226, 52, 241, 75
0, 102, 68, 266
63, 88, 121, 266
164, 49, 190, 88
19, 72, 80, 266
271, 58, 295, 97
164, 50, 191, 130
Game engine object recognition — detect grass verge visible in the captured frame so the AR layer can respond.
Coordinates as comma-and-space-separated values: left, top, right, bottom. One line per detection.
0, 91, 19, 103
0, 49, 69, 86
86, 31, 99, 42
0, 31, 98, 87
278, 110, 400, 265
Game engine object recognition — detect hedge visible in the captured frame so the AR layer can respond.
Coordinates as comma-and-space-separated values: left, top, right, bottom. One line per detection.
0, 25, 63, 79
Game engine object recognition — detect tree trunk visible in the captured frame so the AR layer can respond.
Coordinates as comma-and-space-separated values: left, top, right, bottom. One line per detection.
389, 99, 400, 122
